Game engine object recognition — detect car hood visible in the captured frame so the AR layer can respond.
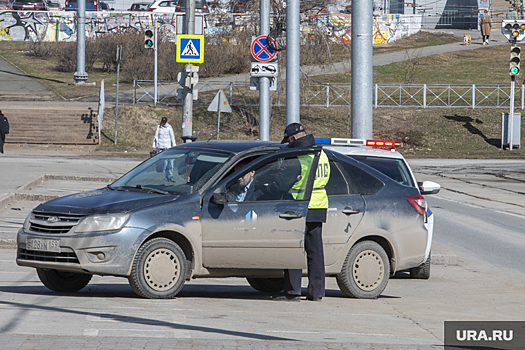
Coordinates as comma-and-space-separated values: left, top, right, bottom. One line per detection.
32, 188, 180, 215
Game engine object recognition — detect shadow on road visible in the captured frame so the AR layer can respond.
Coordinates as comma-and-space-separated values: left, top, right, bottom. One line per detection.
0, 69, 69, 85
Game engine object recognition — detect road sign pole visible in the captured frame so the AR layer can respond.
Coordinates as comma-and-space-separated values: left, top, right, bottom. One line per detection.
154, 16, 158, 108
114, 45, 121, 145
217, 91, 221, 140
510, 75, 515, 150
286, 0, 300, 125
259, 0, 270, 141
182, 0, 196, 143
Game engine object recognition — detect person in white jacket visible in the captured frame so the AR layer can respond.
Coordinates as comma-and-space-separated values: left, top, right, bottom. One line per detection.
152, 117, 176, 182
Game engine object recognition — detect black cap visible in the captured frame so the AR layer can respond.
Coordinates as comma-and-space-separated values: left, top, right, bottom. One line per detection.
161, 117, 168, 124
281, 123, 305, 143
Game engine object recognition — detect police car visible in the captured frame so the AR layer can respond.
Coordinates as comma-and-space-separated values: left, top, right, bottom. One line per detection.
319, 137, 440, 279
16, 140, 438, 299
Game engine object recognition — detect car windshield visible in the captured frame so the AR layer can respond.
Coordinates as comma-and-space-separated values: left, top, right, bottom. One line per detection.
350, 155, 415, 187
112, 148, 232, 195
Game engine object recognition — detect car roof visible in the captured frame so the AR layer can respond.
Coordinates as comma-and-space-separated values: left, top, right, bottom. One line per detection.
324, 146, 406, 160
174, 140, 283, 154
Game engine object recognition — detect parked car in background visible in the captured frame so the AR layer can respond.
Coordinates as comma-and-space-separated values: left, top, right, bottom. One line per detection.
99, 1, 112, 10
16, 140, 436, 300
46, 0, 61, 10
320, 137, 441, 279
0, 0, 12, 9
129, 1, 150, 10
175, 0, 208, 13
65, 0, 97, 11
12, 0, 48, 10
147, 0, 176, 12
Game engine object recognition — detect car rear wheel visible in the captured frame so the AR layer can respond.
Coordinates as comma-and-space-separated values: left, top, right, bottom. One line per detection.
128, 237, 187, 299
36, 268, 92, 292
246, 277, 285, 293
410, 251, 431, 279
336, 241, 390, 299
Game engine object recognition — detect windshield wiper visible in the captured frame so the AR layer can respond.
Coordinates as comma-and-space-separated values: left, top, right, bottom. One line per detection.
107, 184, 116, 190
119, 185, 169, 195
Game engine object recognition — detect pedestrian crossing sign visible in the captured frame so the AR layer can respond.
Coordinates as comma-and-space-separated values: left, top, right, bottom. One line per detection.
176, 34, 204, 63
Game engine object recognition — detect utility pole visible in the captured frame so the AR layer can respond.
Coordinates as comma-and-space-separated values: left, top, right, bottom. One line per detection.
286, 0, 300, 126
351, 0, 373, 140
259, 0, 270, 141
73, 0, 88, 83
181, 0, 197, 143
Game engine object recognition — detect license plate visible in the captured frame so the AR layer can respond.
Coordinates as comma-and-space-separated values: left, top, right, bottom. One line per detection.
26, 238, 60, 252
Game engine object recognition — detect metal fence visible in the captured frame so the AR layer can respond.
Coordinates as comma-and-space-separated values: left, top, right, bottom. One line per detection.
133, 80, 525, 109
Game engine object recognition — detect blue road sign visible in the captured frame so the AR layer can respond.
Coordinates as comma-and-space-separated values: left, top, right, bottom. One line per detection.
177, 35, 204, 63
251, 35, 277, 62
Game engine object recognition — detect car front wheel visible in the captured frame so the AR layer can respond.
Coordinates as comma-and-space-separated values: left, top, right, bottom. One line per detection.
128, 238, 187, 299
336, 241, 390, 299
246, 277, 285, 293
37, 268, 92, 292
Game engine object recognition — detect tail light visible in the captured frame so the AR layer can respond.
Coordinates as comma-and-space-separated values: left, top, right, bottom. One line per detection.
176, 3, 181, 10
148, 7, 155, 10
406, 195, 426, 215
94, 0, 97, 9
203, 3, 207, 10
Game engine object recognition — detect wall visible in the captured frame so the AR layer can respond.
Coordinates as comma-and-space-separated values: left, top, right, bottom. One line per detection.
0, 11, 422, 44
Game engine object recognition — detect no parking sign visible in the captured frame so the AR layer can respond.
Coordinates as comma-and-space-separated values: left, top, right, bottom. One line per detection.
251, 35, 277, 62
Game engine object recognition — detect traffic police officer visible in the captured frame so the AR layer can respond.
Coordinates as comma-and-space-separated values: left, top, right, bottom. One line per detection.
272, 123, 330, 302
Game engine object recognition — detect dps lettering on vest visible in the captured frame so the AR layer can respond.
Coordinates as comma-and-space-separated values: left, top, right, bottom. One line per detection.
291, 150, 330, 209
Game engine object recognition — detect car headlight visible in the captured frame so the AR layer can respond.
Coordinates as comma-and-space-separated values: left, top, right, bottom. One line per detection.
75, 214, 130, 233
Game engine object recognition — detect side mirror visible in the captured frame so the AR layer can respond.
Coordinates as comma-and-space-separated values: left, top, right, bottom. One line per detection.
418, 181, 441, 195
210, 186, 227, 205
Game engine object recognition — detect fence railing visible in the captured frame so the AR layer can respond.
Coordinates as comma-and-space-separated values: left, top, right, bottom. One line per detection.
133, 81, 525, 109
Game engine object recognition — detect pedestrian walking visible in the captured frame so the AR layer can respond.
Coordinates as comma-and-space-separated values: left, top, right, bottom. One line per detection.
480, 9, 492, 45
506, 7, 518, 20
152, 117, 176, 182
272, 123, 330, 302
0, 110, 8, 154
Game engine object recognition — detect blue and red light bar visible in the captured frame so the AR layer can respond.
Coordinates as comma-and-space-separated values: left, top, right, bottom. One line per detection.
315, 138, 401, 148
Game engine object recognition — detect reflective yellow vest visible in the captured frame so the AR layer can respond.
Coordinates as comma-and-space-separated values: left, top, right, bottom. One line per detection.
291, 150, 330, 209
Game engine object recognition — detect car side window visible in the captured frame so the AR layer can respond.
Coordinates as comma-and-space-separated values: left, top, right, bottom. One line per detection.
339, 161, 384, 195
325, 159, 361, 196
225, 155, 307, 202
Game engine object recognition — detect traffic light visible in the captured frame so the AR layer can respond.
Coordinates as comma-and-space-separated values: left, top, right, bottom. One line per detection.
502, 20, 525, 42
144, 29, 154, 49
510, 46, 521, 76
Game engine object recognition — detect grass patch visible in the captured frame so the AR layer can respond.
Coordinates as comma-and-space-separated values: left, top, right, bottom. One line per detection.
97, 104, 525, 159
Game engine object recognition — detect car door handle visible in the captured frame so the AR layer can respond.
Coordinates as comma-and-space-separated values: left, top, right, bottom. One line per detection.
279, 211, 303, 219
342, 207, 360, 215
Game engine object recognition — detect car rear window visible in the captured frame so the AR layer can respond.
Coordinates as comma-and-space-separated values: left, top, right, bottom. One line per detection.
325, 160, 360, 196
350, 156, 415, 188
338, 161, 384, 195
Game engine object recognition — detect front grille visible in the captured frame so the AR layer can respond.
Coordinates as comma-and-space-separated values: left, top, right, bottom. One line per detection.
19, 248, 80, 264
29, 212, 84, 235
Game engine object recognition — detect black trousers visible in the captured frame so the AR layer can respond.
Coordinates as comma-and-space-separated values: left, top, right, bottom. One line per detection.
284, 222, 325, 299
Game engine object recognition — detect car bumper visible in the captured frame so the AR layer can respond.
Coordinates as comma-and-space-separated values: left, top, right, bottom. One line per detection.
16, 226, 148, 277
